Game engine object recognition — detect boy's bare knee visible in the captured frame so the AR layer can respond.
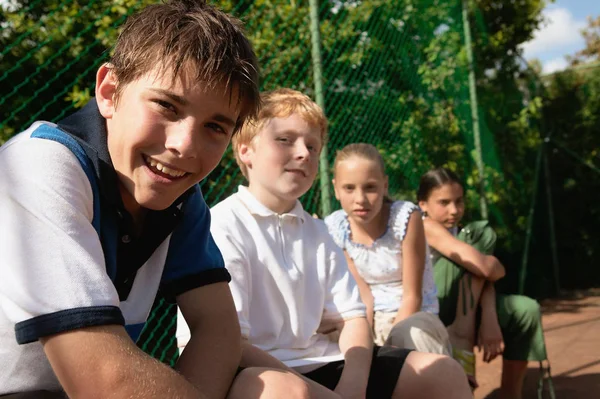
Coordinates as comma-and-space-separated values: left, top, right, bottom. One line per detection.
394, 352, 471, 399
229, 368, 310, 399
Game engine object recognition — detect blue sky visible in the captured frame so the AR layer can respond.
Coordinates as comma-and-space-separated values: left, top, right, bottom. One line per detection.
522, 0, 600, 74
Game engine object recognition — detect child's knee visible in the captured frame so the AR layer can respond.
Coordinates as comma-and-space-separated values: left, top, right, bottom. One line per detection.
395, 352, 471, 399
521, 297, 541, 319
229, 368, 311, 399
387, 313, 451, 355
519, 297, 541, 329
405, 351, 457, 375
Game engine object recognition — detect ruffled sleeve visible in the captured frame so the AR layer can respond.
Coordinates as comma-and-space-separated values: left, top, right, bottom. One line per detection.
324, 209, 350, 249
391, 201, 421, 242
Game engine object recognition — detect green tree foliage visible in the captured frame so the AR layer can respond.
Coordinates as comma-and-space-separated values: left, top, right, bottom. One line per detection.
379, 0, 550, 257
571, 15, 600, 64
538, 18, 600, 292
4, 0, 597, 297
0, 0, 153, 142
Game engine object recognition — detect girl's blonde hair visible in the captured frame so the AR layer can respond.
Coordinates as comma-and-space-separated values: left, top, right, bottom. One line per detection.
333, 142, 386, 177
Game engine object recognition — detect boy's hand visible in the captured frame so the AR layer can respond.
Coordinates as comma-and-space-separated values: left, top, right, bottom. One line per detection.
477, 312, 504, 363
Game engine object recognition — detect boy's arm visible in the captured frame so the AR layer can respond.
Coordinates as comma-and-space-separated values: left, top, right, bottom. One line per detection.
395, 212, 424, 323
323, 235, 371, 398
159, 189, 241, 398
335, 317, 373, 398
423, 218, 505, 281
41, 325, 205, 399
176, 282, 241, 399
240, 339, 295, 370
343, 252, 375, 328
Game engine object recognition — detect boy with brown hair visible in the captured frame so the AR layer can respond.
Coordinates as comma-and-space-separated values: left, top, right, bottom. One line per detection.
177, 88, 472, 398
0, 1, 312, 398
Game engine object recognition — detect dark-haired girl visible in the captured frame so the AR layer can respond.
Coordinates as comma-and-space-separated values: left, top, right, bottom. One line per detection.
418, 167, 548, 399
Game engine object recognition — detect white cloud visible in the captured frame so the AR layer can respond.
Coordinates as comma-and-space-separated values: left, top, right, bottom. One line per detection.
543, 57, 569, 74
0, 0, 17, 11
521, 7, 586, 59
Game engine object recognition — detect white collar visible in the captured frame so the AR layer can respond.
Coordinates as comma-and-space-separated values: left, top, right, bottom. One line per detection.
236, 186, 306, 222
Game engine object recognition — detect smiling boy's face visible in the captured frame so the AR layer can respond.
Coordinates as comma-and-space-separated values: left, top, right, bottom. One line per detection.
96, 64, 240, 215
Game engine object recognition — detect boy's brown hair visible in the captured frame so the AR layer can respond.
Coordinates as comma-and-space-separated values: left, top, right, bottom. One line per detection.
109, 0, 260, 131
232, 88, 328, 178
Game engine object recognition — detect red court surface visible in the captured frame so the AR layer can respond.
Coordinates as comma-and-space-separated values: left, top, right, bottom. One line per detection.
475, 289, 600, 398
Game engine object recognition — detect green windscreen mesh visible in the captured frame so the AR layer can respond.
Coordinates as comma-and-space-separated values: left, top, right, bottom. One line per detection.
1, 0, 574, 365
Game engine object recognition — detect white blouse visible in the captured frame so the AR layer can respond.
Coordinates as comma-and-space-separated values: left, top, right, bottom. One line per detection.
325, 201, 439, 314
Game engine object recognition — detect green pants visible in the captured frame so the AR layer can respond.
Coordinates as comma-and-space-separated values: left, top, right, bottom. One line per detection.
434, 221, 548, 361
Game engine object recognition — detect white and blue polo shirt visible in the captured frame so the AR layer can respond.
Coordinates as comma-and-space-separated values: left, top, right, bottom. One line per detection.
0, 99, 230, 394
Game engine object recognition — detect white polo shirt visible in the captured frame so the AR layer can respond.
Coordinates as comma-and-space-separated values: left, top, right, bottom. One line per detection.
177, 186, 366, 370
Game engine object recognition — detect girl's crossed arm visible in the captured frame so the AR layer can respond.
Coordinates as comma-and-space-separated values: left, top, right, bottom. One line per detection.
423, 218, 505, 282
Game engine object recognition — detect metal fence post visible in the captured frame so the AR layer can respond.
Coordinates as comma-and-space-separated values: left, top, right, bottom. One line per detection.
543, 140, 561, 295
308, 0, 331, 216
462, 0, 488, 219
519, 145, 543, 294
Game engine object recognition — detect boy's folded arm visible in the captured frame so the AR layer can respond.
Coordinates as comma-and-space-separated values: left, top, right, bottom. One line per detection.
239, 339, 291, 370
423, 219, 505, 281
41, 325, 204, 399
176, 282, 242, 399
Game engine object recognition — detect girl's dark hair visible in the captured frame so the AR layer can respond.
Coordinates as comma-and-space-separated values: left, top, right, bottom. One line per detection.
416, 167, 463, 202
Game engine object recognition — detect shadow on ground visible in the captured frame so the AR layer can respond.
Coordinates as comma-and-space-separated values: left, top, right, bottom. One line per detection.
541, 288, 600, 316
482, 368, 600, 398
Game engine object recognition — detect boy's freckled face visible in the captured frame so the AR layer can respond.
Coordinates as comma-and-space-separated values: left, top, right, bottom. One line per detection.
97, 65, 239, 213
242, 114, 322, 213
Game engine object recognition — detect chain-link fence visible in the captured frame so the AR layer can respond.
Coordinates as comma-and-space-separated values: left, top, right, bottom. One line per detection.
3, 0, 590, 365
